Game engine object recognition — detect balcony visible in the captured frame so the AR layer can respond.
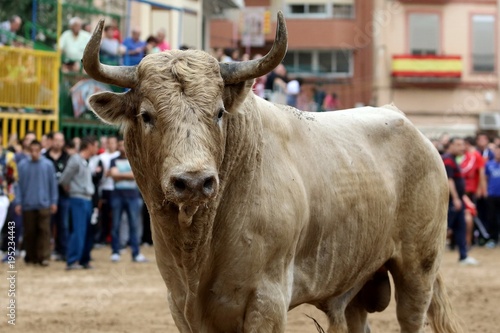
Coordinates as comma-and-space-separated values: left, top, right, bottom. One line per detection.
398, 0, 457, 3
392, 55, 462, 87
0, 45, 59, 144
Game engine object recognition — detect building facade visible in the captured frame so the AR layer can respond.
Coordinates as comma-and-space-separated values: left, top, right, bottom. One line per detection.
210, 0, 374, 110
373, 0, 500, 136
127, 0, 242, 50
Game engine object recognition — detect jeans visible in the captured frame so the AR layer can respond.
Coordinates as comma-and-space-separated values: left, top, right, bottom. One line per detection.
448, 202, 468, 260
66, 197, 93, 266
97, 190, 113, 244
487, 196, 500, 243
52, 195, 70, 257
111, 195, 140, 258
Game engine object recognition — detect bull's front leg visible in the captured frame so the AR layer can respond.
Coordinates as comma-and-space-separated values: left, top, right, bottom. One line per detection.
243, 284, 289, 333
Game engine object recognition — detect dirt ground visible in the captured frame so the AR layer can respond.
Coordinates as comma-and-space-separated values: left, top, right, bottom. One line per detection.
1, 245, 498, 332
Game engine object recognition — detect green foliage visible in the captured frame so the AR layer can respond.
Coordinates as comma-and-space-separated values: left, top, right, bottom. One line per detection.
0, 0, 33, 25
0, 0, 124, 50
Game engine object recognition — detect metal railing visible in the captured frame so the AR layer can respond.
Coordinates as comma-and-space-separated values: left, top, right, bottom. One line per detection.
0, 45, 59, 112
0, 45, 59, 146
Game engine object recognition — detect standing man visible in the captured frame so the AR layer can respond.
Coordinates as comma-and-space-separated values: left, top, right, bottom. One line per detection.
97, 135, 119, 245
59, 136, 98, 270
442, 137, 478, 265
109, 138, 146, 263
476, 132, 494, 242
15, 131, 36, 165
122, 27, 146, 66
15, 141, 58, 266
44, 132, 70, 261
485, 144, 500, 248
459, 136, 487, 246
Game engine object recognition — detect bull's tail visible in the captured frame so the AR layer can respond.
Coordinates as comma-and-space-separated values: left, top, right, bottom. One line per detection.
427, 272, 464, 333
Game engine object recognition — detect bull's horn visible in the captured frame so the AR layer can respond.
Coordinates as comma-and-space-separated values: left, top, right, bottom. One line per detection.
82, 19, 138, 88
220, 11, 288, 84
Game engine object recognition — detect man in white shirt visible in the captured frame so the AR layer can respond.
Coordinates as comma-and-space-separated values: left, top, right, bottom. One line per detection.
59, 17, 91, 72
97, 136, 119, 244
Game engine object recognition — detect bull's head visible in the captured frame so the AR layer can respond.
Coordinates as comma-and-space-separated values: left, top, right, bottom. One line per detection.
83, 13, 287, 226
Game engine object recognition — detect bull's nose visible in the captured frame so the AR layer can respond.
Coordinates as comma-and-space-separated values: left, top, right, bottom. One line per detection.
169, 172, 218, 202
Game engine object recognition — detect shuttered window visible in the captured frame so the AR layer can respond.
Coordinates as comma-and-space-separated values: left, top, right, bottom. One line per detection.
409, 13, 440, 55
472, 14, 495, 72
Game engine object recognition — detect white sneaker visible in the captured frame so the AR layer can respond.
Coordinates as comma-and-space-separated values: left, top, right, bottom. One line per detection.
110, 253, 121, 262
485, 240, 496, 249
133, 253, 148, 263
459, 257, 479, 266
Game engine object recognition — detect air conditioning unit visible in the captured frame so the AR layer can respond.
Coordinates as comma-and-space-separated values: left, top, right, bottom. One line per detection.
479, 112, 500, 130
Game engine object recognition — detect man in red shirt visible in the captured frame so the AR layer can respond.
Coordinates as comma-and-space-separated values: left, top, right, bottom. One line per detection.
460, 137, 487, 247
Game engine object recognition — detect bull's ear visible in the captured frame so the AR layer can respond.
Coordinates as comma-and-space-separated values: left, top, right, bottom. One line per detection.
223, 80, 253, 113
88, 91, 130, 125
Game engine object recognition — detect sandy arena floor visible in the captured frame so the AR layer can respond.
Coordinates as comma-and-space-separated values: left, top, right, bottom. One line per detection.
1, 244, 499, 332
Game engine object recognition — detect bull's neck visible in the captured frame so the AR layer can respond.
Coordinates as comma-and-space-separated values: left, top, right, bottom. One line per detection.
150, 95, 263, 330
220, 96, 263, 192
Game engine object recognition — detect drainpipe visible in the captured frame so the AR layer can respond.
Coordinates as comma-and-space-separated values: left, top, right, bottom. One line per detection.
32, 0, 38, 41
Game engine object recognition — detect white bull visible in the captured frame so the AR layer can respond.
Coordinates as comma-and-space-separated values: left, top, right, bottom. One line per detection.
83, 12, 462, 333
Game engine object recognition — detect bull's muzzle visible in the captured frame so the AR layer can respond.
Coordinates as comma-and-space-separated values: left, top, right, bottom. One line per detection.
166, 170, 219, 204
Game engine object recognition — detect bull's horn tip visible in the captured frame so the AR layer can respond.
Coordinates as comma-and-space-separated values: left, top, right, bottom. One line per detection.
95, 19, 105, 31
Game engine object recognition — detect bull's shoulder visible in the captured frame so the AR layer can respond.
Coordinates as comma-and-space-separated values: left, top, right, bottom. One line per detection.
380, 103, 405, 115
318, 105, 411, 131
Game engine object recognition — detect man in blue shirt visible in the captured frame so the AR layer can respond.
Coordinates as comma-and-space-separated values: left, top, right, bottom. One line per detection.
485, 144, 500, 248
15, 140, 58, 266
121, 27, 146, 66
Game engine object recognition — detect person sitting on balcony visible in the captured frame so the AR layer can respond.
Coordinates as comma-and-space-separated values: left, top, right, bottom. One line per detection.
145, 36, 160, 56
59, 17, 91, 73
122, 27, 146, 66
0, 15, 22, 46
155, 28, 170, 52
100, 25, 125, 65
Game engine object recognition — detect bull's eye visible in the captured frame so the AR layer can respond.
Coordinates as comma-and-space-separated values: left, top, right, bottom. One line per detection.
141, 112, 152, 124
217, 109, 224, 119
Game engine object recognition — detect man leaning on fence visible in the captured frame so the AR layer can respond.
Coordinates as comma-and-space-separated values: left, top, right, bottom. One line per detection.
59, 17, 91, 72
0, 15, 22, 46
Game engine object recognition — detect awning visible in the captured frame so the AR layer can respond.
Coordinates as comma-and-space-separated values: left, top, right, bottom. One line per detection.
216, 0, 244, 9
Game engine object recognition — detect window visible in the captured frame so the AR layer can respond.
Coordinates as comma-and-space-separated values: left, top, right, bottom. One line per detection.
287, 4, 327, 17
290, 4, 306, 14
283, 50, 353, 77
472, 14, 495, 73
333, 4, 354, 19
287, 1, 355, 19
409, 13, 440, 55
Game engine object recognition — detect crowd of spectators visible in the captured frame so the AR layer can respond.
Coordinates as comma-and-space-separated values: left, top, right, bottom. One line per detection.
57, 16, 172, 70
0, 132, 150, 269
437, 133, 500, 265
